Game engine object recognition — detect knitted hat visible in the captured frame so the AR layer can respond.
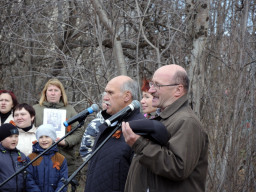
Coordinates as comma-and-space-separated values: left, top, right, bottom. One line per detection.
36, 124, 57, 142
0, 123, 19, 142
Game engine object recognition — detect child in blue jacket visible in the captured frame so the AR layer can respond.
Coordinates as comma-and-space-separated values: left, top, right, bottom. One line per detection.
0, 123, 26, 192
26, 124, 68, 192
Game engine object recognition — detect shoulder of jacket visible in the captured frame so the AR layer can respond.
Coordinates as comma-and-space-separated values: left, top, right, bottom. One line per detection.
28, 153, 43, 166
51, 152, 66, 165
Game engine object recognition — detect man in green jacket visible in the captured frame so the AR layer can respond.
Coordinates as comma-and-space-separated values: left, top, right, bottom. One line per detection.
122, 64, 208, 192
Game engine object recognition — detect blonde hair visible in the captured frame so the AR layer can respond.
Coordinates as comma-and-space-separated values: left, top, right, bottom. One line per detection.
39, 79, 68, 106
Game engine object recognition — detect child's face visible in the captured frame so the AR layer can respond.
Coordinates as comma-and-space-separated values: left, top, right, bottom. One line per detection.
38, 135, 53, 149
1, 135, 19, 150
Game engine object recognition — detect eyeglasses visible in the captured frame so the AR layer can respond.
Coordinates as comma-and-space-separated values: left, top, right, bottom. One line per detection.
149, 81, 179, 89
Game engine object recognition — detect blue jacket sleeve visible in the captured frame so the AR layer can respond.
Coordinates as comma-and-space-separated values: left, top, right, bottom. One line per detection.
25, 158, 41, 192
55, 158, 68, 192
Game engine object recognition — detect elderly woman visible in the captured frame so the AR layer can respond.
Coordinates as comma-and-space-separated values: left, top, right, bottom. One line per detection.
33, 78, 83, 178
0, 90, 18, 125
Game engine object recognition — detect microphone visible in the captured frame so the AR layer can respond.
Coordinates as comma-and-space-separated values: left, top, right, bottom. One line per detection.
63, 104, 99, 127
105, 100, 140, 126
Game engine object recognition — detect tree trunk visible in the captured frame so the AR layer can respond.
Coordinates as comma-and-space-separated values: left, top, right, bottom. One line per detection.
90, 0, 126, 75
186, 0, 209, 117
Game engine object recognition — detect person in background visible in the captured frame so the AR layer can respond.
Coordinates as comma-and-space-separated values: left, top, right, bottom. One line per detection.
79, 93, 107, 184
80, 92, 107, 161
140, 78, 157, 119
26, 124, 68, 192
13, 103, 37, 156
84, 76, 145, 192
0, 90, 18, 125
122, 64, 209, 192
0, 123, 26, 192
33, 78, 84, 179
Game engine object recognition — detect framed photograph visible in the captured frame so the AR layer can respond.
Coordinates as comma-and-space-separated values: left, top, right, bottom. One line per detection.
43, 108, 67, 138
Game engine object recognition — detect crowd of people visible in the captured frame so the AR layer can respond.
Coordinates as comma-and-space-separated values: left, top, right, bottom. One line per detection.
0, 64, 209, 192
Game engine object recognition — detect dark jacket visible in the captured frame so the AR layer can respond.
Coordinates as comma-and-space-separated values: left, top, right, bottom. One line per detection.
26, 142, 68, 192
33, 101, 84, 175
125, 95, 209, 192
85, 108, 145, 192
0, 144, 26, 192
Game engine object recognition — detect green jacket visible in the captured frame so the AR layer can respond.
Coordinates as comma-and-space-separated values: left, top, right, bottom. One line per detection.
125, 95, 209, 192
33, 101, 84, 175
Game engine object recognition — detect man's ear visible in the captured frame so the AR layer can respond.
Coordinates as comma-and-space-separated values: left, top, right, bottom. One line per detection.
124, 91, 132, 102
174, 85, 185, 97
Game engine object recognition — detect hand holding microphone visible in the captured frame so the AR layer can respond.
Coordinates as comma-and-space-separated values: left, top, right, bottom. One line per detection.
63, 104, 99, 127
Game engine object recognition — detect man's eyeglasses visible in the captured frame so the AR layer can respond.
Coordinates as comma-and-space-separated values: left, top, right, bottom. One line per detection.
149, 81, 179, 89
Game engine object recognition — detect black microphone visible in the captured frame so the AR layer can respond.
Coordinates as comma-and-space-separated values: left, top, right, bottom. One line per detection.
63, 104, 99, 127
105, 100, 140, 126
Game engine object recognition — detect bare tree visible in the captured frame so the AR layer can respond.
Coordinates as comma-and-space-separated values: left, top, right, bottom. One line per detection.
0, 1, 255, 191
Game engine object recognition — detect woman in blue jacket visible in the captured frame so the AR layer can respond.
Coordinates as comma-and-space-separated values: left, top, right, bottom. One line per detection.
26, 124, 68, 192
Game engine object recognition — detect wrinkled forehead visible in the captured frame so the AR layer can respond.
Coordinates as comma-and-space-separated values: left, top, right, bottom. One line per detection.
105, 79, 122, 92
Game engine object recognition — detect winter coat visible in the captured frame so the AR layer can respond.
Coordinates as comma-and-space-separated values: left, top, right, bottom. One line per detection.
33, 101, 84, 175
16, 125, 37, 156
0, 143, 26, 192
26, 142, 68, 192
85, 108, 145, 192
124, 95, 209, 192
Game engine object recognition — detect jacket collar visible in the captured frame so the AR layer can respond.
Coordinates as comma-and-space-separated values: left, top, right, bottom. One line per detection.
0, 143, 19, 153
32, 141, 58, 154
159, 94, 188, 120
98, 107, 141, 134
18, 125, 37, 133
43, 101, 65, 108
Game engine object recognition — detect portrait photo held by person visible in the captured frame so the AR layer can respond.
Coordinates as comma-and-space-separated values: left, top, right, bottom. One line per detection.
84, 76, 145, 192
0, 123, 26, 192
122, 64, 209, 192
0, 90, 19, 126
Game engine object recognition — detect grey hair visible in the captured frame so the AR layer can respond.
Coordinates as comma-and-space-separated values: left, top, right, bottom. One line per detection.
173, 70, 189, 92
121, 79, 139, 101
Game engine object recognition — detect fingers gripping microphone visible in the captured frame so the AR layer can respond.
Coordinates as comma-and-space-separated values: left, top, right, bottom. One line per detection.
105, 100, 140, 126
63, 104, 99, 127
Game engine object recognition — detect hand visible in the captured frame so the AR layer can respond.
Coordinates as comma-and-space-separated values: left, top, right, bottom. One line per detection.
56, 137, 66, 146
122, 122, 140, 147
